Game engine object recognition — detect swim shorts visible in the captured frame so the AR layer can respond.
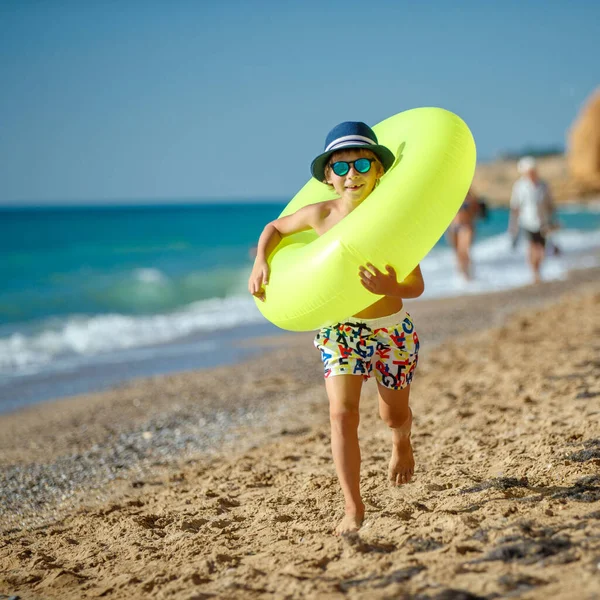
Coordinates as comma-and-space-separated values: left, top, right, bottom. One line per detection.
313, 309, 419, 390
523, 229, 546, 247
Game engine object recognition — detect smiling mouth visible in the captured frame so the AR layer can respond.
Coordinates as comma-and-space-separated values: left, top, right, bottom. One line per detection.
345, 184, 363, 190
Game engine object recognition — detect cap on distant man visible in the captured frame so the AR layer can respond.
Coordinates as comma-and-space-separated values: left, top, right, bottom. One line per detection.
518, 156, 537, 174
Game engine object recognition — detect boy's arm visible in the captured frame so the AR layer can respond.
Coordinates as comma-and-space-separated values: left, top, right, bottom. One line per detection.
249, 203, 324, 300
359, 263, 425, 299
392, 264, 425, 298
254, 204, 321, 263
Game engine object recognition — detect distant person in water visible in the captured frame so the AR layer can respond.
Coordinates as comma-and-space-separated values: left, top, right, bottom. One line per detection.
446, 187, 484, 280
508, 157, 557, 283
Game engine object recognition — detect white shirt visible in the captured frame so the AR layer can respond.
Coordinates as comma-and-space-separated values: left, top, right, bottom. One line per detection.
510, 177, 552, 232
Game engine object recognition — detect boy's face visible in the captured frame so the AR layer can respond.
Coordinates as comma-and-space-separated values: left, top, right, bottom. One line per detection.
325, 148, 383, 203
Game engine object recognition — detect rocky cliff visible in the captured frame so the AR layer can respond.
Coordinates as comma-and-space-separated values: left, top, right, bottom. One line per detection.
568, 87, 600, 192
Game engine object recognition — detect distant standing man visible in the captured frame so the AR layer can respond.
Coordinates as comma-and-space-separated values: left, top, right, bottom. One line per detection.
508, 156, 555, 283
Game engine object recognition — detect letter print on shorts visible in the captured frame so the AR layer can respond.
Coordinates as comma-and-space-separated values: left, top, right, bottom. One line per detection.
373, 316, 419, 390
314, 314, 419, 390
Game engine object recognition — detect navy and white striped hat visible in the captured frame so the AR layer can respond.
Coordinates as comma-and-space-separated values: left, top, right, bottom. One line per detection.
310, 121, 395, 182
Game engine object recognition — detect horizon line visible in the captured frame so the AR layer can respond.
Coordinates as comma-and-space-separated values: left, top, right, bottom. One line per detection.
0, 196, 291, 208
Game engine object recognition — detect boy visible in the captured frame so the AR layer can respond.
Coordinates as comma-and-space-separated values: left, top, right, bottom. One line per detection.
248, 122, 425, 534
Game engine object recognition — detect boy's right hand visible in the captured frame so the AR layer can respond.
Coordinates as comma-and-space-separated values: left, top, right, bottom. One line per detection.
248, 260, 270, 302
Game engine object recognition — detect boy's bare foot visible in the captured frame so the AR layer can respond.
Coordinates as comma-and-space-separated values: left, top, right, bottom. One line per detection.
335, 505, 365, 535
389, 435, 414, 485
389, 408, 414, 485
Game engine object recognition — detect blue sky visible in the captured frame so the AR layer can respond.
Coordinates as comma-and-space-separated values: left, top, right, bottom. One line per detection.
1, 1, 598, 204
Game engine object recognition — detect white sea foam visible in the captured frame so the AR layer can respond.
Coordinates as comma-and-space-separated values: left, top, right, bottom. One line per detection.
133, 267, 169, 284
0, 296, 263, 374
420, 228, 600, 299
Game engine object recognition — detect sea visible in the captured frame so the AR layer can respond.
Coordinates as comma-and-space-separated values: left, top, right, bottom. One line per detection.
1, 201, 600, 413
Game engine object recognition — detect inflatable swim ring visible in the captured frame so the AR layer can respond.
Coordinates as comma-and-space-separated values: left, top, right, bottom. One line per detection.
255, 107, 476, 331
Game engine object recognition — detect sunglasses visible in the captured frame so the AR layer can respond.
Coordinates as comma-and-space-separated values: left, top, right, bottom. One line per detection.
330, 158, 375, 177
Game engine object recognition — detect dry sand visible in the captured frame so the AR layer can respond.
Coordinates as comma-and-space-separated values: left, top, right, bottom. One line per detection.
1, 269, 599, 600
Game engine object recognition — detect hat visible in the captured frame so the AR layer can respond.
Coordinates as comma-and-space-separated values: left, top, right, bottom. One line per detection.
518, 156, 537, 174
310, 121, 395, 182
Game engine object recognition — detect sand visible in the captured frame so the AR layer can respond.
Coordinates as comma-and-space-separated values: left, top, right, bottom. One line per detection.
1, 268, 599, 600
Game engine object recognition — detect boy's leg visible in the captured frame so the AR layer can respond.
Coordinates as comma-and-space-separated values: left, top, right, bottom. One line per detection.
377, 384, 414, 485
325, 374, 365, 535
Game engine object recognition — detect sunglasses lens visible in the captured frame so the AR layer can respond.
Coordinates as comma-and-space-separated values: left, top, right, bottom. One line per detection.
332, 162, 349, 176
355, 158, 371, 173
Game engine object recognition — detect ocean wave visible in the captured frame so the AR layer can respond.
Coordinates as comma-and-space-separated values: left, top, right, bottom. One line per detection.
133, 267, 169, 284
101, 265, 251, 312
420, 228, 600, 298
0, 296, 263, 374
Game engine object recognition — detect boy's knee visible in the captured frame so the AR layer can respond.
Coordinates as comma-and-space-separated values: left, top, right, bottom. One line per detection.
380, 407, 410, 429
329, 407, 360, 431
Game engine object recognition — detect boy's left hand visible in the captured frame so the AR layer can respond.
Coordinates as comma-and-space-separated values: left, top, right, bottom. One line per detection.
359, 263, 399, 295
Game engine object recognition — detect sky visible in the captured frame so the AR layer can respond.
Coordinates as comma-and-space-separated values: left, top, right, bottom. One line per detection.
1, 0, 599, 205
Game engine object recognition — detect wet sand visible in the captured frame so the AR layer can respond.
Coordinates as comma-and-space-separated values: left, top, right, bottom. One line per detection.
1, 267, 599, 599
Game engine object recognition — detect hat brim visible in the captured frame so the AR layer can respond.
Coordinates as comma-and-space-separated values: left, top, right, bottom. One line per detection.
310, 144, 395, 182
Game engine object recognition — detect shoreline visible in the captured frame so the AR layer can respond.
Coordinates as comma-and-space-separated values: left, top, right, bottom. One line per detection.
0, 320, 285, 414
2, 265, 598, 422
0, 267, 598, 599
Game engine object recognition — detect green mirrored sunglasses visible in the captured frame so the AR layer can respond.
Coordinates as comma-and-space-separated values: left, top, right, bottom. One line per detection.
331, 158, 375, 177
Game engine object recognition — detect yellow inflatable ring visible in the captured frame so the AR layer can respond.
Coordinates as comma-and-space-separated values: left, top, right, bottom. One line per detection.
256, 107, 476, 331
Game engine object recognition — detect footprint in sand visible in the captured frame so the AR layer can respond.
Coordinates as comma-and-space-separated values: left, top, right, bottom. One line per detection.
272, 514, 294, 523
134, 513, 172, 530
180, 518, 208, 533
